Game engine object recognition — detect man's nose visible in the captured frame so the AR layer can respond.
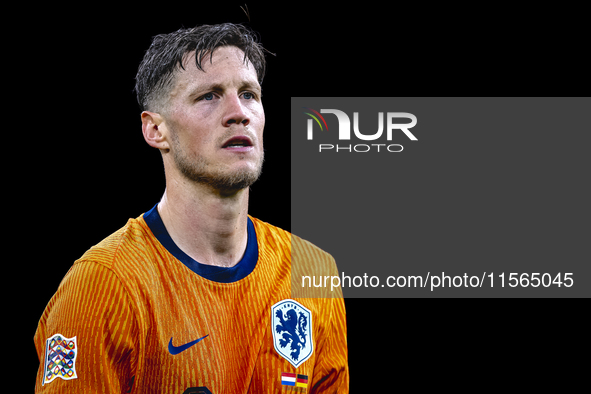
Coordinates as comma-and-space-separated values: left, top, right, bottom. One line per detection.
222, 95, 250, 127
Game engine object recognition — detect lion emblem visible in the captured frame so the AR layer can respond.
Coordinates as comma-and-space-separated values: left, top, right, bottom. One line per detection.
271, 299, 313, 367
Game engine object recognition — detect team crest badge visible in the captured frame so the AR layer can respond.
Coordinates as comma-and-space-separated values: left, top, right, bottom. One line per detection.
271, 299, 313, 368
42, 333, 78, 385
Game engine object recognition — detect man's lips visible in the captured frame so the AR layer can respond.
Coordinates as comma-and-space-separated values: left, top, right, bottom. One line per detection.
221, 135, 254, 150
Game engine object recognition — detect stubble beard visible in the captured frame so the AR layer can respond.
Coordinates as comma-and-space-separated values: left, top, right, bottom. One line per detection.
170, 131, 264, 192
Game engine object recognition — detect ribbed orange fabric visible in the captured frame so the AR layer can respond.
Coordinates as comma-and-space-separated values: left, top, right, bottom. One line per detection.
34, 214, 348, 393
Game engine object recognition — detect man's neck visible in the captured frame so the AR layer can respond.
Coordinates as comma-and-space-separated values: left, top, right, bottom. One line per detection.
157, 175, 250, 268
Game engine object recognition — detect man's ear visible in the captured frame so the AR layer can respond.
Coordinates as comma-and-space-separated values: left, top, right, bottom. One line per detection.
141, 111, 170, 152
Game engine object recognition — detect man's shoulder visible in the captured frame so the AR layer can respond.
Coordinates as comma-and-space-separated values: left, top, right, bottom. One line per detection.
250, 217, 342, 299
74, 214, 154, 271
249, 216, 335, 265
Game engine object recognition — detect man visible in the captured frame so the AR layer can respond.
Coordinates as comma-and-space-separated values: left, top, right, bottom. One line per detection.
34, 23, 348, 393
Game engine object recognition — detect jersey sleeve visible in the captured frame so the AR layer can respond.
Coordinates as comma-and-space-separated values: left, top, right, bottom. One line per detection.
309, 253, 349, 393
290, 235, 350, 392
34, 261, 139, 393
310, 295, 349, 393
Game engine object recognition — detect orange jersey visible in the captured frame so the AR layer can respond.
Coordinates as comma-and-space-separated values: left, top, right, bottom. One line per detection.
34, 205, 348, 393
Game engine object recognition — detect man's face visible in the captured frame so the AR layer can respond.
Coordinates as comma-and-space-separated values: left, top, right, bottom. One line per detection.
161, 46, 265, 191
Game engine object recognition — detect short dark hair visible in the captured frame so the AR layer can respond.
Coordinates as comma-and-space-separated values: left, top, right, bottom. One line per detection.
135, 23, 267, 112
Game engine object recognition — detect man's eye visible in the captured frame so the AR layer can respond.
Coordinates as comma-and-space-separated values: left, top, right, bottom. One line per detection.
242, 92, 254, 100
203, 93, 214, 101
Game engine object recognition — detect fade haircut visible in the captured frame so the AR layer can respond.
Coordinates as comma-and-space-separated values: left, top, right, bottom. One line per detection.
135, 23, 267, 113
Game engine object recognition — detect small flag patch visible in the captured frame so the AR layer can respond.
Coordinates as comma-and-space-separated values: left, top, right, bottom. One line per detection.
296, 374, 308, 388
281, 372, 308, 392
281, 372, 296, 386
42, 333, 78, 386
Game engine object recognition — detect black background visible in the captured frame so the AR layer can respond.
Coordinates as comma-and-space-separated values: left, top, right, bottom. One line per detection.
20, 3, 588, 391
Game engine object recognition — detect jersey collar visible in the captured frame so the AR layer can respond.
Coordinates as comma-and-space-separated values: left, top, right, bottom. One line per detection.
143, 204, 259, 283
